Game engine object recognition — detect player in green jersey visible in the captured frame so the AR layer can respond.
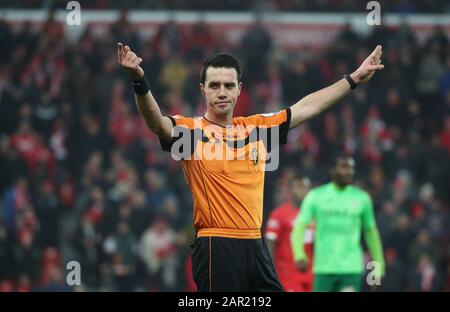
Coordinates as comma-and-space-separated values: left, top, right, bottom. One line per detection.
291, 155, 385, 292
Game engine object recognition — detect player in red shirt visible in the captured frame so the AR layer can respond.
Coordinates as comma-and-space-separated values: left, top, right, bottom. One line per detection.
265, 175, 314, 292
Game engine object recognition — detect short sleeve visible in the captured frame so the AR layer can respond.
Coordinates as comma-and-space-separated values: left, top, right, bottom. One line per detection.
158, 115, 199, 156
245, 108, 291, 146
159, 116, 177, 152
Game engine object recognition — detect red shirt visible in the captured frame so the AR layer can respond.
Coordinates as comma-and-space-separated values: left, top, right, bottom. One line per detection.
265, 202, 314, 291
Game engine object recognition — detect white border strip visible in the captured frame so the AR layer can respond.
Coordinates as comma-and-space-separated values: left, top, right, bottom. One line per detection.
1, 10, 450, 25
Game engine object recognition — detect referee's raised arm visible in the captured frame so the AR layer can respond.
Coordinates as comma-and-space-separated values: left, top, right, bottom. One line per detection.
117, 42, 173, 142
289, 45, 384, 129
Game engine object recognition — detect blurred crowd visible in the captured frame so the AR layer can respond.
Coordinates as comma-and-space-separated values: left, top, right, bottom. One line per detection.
0, 11, 449, 292
2, 0, 449, 13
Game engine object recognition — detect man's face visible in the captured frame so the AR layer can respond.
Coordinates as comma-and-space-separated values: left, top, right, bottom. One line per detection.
200, 67, 242, 117
291, 178, 311, 204
333, 158, 355, 186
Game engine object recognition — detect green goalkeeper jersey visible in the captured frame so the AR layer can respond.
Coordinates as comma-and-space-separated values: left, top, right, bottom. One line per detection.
294, 182, 376, 274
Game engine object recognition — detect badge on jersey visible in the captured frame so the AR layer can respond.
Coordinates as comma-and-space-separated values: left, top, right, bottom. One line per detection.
251, 147, 259, 166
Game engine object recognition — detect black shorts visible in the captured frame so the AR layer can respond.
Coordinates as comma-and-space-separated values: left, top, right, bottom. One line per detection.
191, 236, 285, 292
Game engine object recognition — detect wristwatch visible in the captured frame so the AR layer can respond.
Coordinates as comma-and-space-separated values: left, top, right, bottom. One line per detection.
343, 74, 357, 90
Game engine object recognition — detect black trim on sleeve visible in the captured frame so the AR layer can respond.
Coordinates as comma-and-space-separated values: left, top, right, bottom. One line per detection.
159, 116, 177, 152
279, 108, 291, 145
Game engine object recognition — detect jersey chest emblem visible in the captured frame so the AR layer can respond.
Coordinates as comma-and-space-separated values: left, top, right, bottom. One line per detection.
251, 147, 259, 166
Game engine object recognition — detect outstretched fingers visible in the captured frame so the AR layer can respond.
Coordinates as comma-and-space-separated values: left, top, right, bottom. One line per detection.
117, 43, 142, 68
131, 57, 142, 68
118, 43, 135, 66
370, 45, 382, 58
122, 50, 134, 66
117, 42, 124, 64
367, 64, 385, 71
370, 45, 383, 64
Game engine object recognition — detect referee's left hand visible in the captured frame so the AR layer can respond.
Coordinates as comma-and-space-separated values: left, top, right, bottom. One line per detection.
117, 42, 144, 80
350, 45, 384, 85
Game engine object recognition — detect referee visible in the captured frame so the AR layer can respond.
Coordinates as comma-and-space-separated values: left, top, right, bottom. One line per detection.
117, 42, 384, 291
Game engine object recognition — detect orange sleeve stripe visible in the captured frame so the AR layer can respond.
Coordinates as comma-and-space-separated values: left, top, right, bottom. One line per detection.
198, 228, 262, 239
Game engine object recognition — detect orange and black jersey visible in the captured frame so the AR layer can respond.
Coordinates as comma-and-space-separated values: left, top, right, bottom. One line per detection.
160, 108, 291, 239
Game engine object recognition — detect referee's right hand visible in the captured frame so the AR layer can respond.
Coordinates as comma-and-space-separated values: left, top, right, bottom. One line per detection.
117, 42, 144, 80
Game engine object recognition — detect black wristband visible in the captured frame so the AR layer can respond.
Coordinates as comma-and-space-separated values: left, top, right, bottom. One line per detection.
343, 74, 357, 90
131, 76, 150, 95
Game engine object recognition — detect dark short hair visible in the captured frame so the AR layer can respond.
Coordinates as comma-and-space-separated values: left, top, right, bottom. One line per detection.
200, 52, 242, 84
331, 154, 355, 168
291, 175, 311, 187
